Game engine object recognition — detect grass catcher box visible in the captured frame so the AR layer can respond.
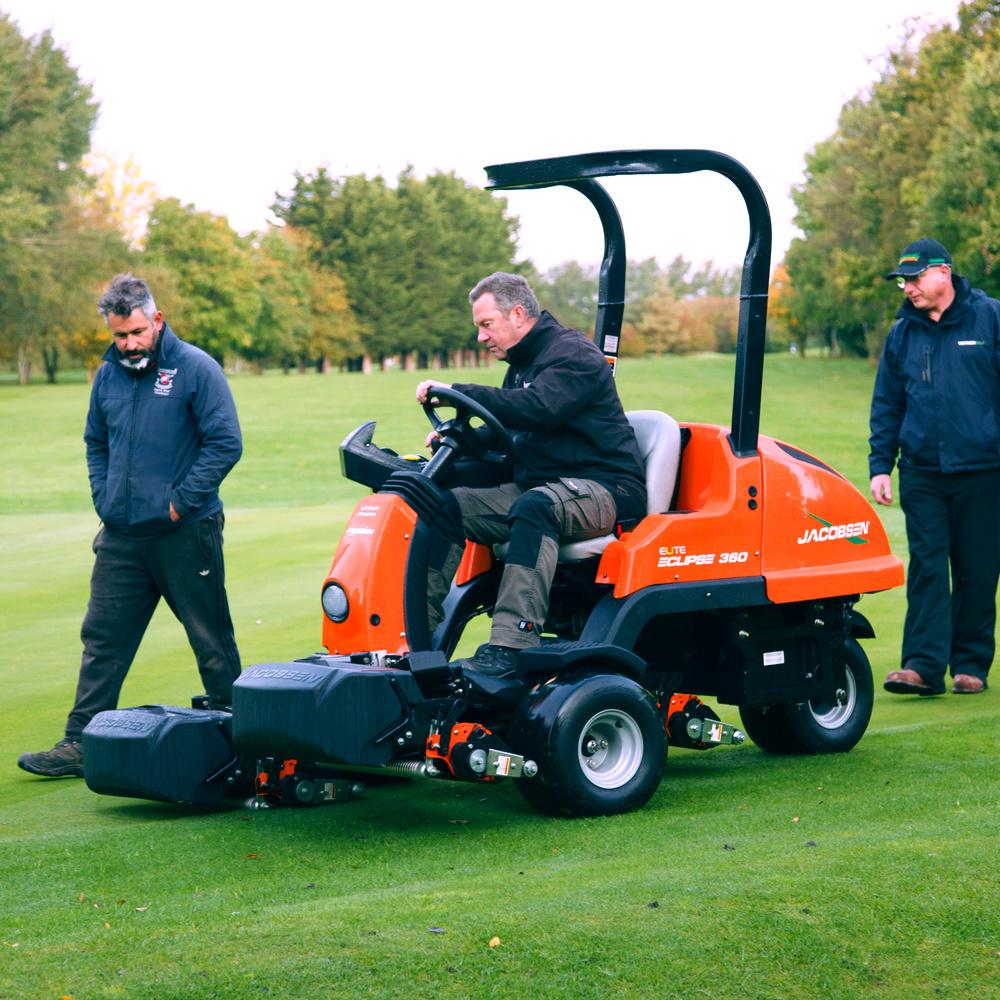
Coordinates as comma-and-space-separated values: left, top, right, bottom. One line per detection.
83, 705, 236, 805
231, 659, 423, 766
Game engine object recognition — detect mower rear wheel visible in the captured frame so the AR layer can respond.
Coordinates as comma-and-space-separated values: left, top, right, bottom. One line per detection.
739, 638, 874, 754
510, 673, 666, 817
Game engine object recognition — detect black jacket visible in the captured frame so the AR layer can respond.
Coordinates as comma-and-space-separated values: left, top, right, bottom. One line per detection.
869, 276, 1000, 476
453, 311, 646, 519
85, 322, 243, 537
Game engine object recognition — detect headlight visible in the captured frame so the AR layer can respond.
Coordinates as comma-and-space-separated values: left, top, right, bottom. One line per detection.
321, 582, 349, 623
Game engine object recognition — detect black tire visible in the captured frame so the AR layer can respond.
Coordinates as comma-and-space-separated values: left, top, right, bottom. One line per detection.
739, 638, 874, 754
509, 673, 666, 817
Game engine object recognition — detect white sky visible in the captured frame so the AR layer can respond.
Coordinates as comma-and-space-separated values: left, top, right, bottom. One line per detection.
3, 0, 960, 273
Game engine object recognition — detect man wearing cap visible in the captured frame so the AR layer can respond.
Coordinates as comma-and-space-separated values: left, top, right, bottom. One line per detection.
869, 239, 1000, 696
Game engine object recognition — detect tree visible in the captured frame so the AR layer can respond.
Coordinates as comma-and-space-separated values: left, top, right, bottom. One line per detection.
920, 40, 1000, 293
275, 168, 518, 367
765, 263, 796, 353
36, 189, 130, 382
623, 257, 662, 326
0, 13, 98, 382
249, 226, 360, 371
535, 261, 599, 333
82, 153, 157, 251
635, 281, 682, 355
785, 1, 1000, 358
144, 198, 260, 362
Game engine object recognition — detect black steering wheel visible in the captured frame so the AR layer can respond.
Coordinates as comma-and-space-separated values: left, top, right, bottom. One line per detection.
422, 385, 515, 461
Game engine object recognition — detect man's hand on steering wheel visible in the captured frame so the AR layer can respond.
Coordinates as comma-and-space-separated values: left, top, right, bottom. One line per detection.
416, 379, 449, 405
418, 384, 514, 462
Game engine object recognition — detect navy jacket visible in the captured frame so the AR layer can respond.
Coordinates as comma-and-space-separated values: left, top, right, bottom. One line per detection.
453, 311, 647, 520
869, 276, 1000, 476
85, 322, 243, 537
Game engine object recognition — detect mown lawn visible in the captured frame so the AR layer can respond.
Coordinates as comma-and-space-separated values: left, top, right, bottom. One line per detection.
1, 355, 996, 1000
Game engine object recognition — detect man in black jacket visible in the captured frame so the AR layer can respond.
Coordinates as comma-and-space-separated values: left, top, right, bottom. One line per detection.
18, 274, 244, 777
869, 239, 1000, 697
416, 272, 646, 676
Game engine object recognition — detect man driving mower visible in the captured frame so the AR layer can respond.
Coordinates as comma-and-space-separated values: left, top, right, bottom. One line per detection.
416, 272, 646, 677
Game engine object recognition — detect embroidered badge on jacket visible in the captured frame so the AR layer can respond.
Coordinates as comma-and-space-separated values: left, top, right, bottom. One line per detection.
154, 367, 178, 396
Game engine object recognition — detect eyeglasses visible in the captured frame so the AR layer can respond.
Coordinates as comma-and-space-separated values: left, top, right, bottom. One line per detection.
896, 268, 929, 289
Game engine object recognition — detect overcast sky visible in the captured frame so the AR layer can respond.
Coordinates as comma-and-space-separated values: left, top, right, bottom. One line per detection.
3, 0, 961, 273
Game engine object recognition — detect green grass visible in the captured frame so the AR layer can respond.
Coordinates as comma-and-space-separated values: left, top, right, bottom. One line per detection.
1, 356, 997, 1000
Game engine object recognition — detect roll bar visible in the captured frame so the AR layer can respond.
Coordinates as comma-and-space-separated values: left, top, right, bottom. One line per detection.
485, 150, 772, 458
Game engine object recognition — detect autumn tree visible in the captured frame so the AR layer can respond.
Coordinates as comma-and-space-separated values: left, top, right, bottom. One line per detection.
36, 191, 130, 381
83, 153, 157, 250
249, 227, 360, 372
765, 264, 796, 353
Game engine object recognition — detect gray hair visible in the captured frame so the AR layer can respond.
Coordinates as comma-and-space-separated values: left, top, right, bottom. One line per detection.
469, 272, 540, 318
98, 273, 157, 323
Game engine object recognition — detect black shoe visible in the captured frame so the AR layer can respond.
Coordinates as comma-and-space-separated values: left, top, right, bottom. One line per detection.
459, 643, 522, 678
18, 738, 84, 778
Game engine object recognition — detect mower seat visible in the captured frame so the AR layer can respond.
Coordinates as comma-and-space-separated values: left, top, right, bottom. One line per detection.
495, 409, 682, 563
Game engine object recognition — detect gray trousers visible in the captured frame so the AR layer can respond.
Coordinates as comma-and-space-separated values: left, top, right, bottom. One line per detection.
65, 513, 242, 738
430, 479, 616, 649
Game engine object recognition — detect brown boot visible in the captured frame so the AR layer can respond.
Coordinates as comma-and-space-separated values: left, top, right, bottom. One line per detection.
17, 739, 84, 777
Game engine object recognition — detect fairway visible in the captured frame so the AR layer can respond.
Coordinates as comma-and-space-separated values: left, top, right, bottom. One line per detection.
1, 355, 997, 1000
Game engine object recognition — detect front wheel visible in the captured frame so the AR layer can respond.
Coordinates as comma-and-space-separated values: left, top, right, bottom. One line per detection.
509, 673, 666, 817
739, 638, 874, 754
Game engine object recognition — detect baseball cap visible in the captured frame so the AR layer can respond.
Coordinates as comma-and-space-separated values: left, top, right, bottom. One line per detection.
885, 239, 952, 280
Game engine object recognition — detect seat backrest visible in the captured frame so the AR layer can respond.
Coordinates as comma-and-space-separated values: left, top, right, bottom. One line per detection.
494, 409, 682, 565
626, 409, 682, 514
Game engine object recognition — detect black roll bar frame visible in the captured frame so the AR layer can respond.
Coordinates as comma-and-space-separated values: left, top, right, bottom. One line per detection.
484, 150, 772, 458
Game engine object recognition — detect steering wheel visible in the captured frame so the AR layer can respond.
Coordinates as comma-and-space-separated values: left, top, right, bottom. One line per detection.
422, 385, 515, 461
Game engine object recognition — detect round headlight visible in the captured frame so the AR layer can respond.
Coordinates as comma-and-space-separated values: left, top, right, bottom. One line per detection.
322, 582, 349, 623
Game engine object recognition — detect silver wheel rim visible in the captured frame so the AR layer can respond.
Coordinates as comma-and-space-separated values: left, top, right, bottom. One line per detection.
808, 667, 856, 729
577, 709, 644, 789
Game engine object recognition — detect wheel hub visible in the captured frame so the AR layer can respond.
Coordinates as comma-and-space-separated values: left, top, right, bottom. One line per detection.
808, 669, 857, 730
577, 709, 644, 789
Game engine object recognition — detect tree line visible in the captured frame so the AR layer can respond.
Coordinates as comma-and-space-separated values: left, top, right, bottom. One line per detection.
784, 0, 1000, 358
0, 11, 765, 385
6, 5, 994, 383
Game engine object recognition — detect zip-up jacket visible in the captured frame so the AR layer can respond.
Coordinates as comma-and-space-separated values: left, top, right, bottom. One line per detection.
869, 276, 1000, 477
453, 311, 646, 519
85, 322, 243, 537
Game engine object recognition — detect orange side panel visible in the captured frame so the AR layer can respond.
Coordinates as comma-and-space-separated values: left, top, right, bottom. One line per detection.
595, 424, 904, 605
757, 436, 904, 603
599, 424, 763, 596
321, 494, 418, 656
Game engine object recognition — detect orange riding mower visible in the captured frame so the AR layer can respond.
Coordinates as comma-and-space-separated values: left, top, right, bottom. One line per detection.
81, 149, 902, 818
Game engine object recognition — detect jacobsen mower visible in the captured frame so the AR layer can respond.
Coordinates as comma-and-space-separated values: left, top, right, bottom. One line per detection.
83, 150, 904, 817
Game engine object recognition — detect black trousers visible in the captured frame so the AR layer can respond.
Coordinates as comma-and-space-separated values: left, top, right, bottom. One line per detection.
65, 513, 242, 738
899, 466, 1000, 686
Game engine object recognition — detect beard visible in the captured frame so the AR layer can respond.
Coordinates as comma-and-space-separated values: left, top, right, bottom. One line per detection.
118, 352, 153, 371
116, 331, 161, 372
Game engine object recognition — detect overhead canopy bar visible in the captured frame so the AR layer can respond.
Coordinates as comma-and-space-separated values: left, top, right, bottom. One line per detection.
485, 150, 772, 458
